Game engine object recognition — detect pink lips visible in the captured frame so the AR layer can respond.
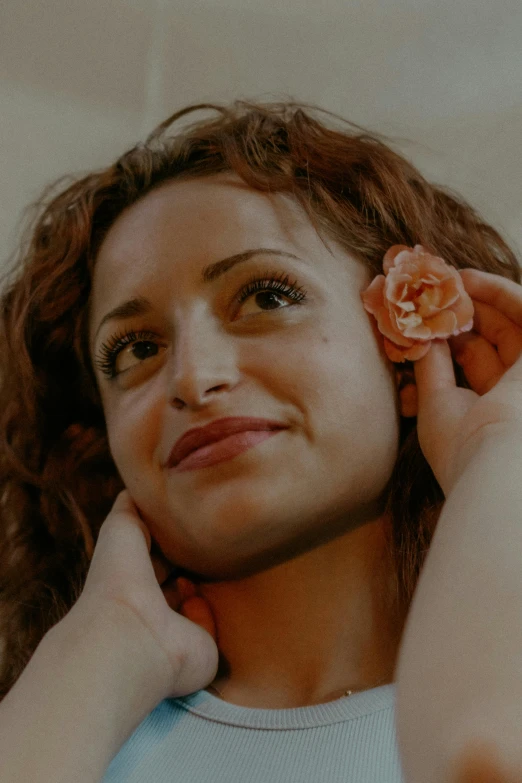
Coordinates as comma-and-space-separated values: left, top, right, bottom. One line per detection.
166, 416, 288, 471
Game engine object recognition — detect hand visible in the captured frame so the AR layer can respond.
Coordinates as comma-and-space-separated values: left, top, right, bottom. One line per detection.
449, 739, 522, 783
409, 268, 522, 496
68, 490, 220, 700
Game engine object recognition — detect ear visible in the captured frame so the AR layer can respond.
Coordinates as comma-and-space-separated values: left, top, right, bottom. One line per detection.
396, 366, 418, 418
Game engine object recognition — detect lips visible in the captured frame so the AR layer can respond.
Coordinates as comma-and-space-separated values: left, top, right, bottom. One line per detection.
166, 417, 289, 468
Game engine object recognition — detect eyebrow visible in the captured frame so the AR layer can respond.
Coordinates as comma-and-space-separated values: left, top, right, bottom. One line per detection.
93, 247, 302, 341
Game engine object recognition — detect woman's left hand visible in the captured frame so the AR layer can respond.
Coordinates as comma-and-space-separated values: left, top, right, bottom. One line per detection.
411, 267, 522, 496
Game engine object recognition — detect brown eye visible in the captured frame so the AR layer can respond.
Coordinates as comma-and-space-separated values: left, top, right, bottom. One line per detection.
115, 340, 161, 374
239, 290, 293, 316
95, 329, 166, 379
235, 272, 307, 318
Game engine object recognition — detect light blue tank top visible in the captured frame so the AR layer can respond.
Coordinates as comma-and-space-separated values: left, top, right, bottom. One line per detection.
102, 683, 405, 782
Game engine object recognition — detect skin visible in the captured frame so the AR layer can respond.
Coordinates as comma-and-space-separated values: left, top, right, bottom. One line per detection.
88, 172, 416, 709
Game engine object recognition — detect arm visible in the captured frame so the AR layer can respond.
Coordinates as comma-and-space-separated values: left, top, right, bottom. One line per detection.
0, 606, 173, 783
394, 430, 522, 783
0, 489, 218, 783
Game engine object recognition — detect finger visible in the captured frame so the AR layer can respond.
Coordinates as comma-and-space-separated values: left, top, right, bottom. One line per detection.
459, 268, 522, 331
165, 578, 218, 642
110, 489, 152, 551
179, 596, 218, 642
160, 576, 185, 612
413, 339, 457, 400
450, 300, 522, 368
161, 575, 198, 609
449, 330, 506, 396
86, 491, 156, 594
161, 584, 218, 642
177, 576, 197, 599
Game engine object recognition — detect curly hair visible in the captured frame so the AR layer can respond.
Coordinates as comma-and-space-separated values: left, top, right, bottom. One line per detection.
0, 98, 520, 700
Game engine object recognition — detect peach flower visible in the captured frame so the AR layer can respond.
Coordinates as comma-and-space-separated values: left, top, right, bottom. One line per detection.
360, 244, 474, 363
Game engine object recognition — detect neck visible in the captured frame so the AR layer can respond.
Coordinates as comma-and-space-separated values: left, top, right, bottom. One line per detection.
206, 676, 392, 708
197, 517, 405, 710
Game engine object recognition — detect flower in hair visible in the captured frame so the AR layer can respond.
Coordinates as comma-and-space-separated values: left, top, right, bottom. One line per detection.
360, 244, 474, 363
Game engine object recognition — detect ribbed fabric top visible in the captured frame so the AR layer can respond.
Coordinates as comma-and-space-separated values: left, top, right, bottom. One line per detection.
102, 683, 406, 782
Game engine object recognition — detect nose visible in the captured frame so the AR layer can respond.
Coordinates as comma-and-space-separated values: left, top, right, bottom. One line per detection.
167, 316, 240, 410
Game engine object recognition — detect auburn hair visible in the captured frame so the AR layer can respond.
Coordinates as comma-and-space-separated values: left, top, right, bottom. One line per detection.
0, 98, 519, 700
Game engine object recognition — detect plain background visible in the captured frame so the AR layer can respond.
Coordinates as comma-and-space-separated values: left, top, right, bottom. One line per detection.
0, 0, 521, 269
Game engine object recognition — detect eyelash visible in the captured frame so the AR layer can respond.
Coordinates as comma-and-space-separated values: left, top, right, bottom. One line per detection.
95, 270, 308, 379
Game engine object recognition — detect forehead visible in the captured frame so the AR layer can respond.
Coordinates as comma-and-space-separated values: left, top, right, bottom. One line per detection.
89, 172, 367, 338
94, 173, 316, 275
88, 173, 316, 333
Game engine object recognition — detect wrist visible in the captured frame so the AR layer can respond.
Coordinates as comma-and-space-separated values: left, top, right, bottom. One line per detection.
47, 600, 176, 719
451, 422, 522, 496
0, 608, 169, 783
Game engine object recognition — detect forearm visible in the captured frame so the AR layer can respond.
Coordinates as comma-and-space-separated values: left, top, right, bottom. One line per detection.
0, 607, 170, 783
395, 431, 522, 783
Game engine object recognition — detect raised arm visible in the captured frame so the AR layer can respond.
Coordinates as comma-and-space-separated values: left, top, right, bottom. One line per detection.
0, 491, 219, 783
395, 431, 522, 783
0, 605, 172, 783
388, 264, 522, 783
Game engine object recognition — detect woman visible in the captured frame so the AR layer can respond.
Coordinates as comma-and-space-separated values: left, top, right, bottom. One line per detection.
1, 99, 521, 782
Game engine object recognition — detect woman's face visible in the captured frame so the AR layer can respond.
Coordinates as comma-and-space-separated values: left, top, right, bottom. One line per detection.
89, 173, 402, 580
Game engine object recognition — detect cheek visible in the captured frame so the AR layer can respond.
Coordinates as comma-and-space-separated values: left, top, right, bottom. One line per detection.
316, 326, 398, 441
103, 389, 162, 484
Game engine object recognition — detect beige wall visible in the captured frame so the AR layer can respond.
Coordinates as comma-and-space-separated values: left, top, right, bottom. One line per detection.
1, 0, 521, 267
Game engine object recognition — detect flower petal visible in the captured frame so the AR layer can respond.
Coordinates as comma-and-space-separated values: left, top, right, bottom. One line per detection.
360, 274, 386, 315
383, 244, 412, 274
384, 336, 432, 363
361, 244, 475, 364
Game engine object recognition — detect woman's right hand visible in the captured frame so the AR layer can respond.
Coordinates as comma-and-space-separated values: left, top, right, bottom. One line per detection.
61, 489, 220, 701
0, 491, 221, 782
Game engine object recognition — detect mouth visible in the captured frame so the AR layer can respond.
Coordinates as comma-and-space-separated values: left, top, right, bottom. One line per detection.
166, 417, 289, 470
172, 428, 285, 472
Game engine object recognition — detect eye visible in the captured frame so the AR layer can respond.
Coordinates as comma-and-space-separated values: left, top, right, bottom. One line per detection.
95, 271, 308, 380
235, 270, 307, 317
114, 340, 160, 374
95, 329, 165, 379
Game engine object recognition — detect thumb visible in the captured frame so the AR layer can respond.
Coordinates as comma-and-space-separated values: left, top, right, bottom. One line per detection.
412, 339, 479, 496
83, 490, 156, 602
413, 339, 457, 404
413, 339, 459, 444
180, 596, 218, 643
161, 578, 219, 643
414, 338, 477, 434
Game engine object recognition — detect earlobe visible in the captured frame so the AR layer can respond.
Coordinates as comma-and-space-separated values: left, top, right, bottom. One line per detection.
399, 383, 418, 418
396, 367, 418, 418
